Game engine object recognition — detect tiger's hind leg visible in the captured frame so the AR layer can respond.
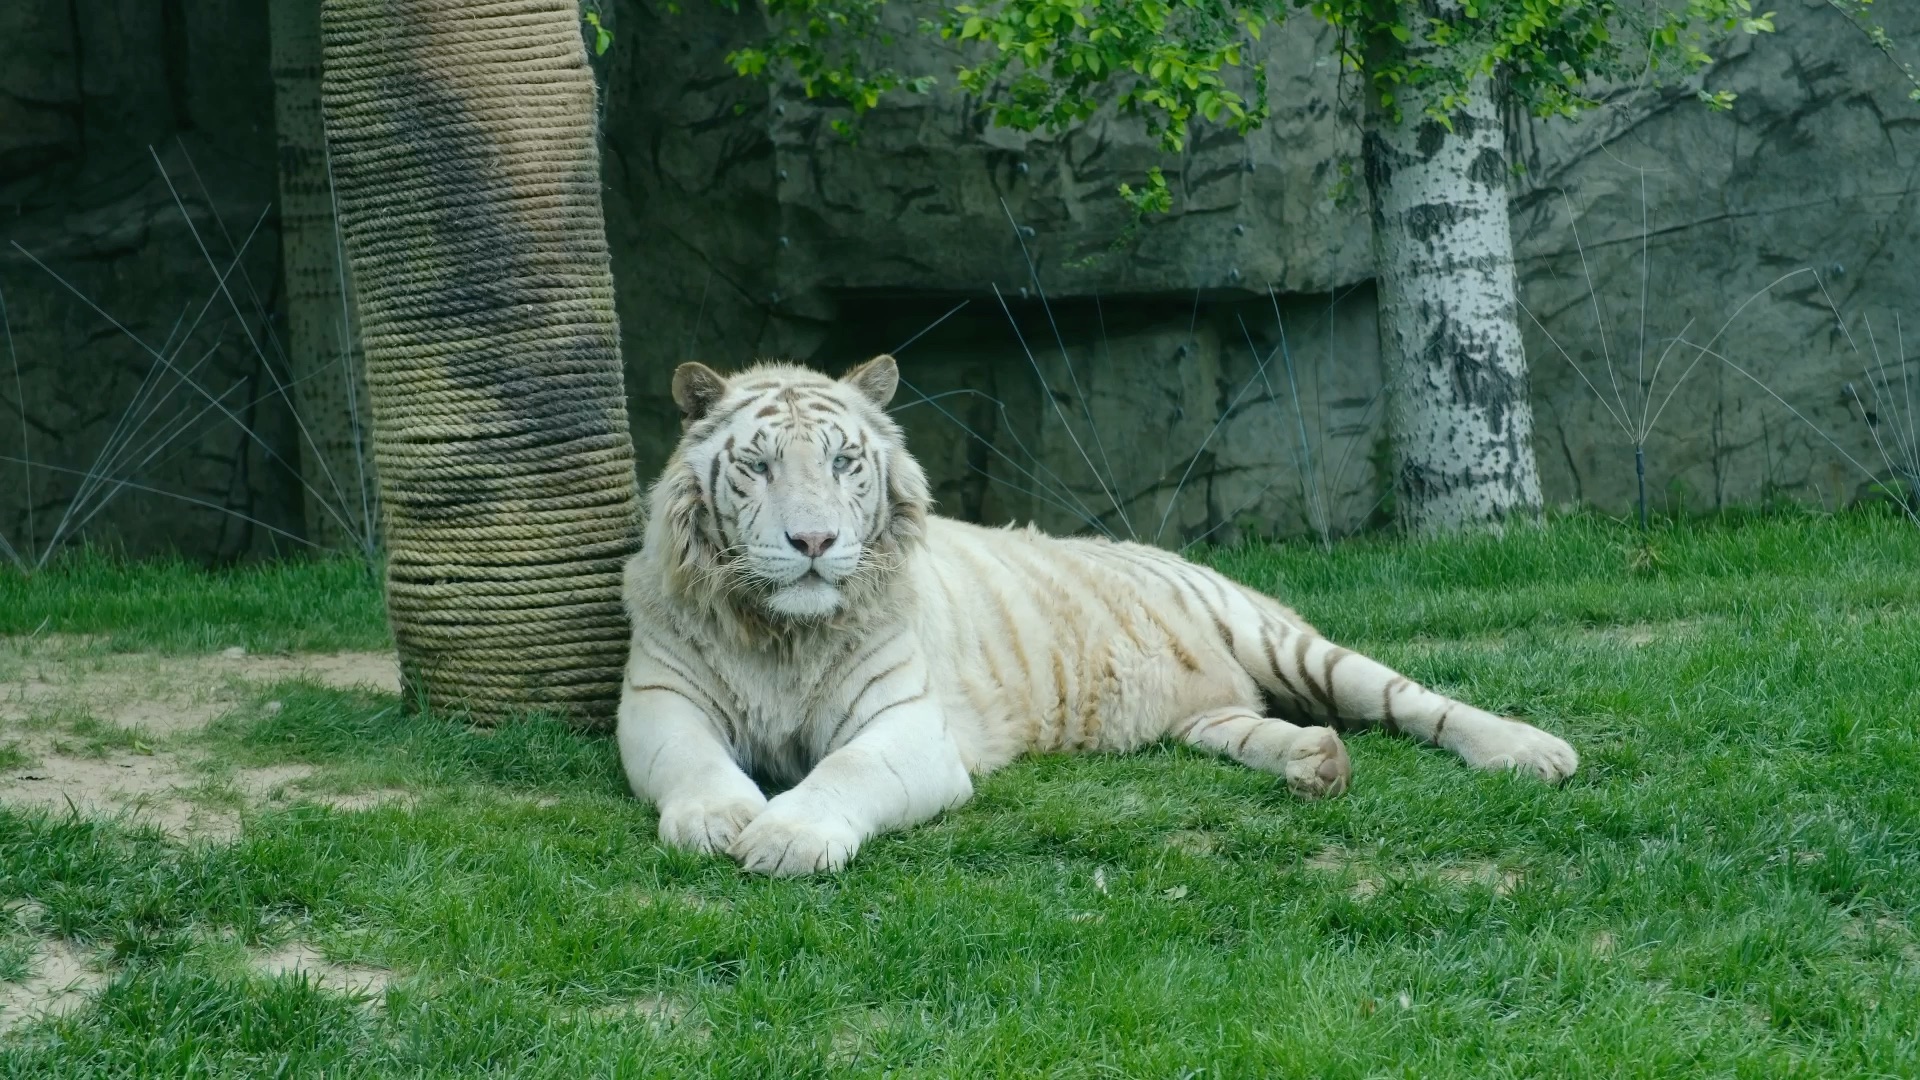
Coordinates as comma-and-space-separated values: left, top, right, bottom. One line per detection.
1208, 585, 1577, 783
1175, 707, 1351, 800
1238, 617, 1578, 783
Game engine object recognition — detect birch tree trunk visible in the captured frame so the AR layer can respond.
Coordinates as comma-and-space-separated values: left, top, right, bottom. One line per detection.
1363, 6, 1543, 533
269, 0, 376, 553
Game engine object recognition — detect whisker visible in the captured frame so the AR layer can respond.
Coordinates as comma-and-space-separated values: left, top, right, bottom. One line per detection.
999, 201, 1135, 539
889, 300, 970, 356
0, 283, 29, 568
991, 283, 1128, 534
1153, 318, 1280, 545
0, 454, 322, 549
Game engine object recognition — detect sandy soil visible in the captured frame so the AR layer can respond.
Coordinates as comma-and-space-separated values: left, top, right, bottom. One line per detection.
0, 639, 407, 1030
0, 638, 399, 840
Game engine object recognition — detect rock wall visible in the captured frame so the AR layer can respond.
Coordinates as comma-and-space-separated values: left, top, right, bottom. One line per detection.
0, 0, 298, 563
601, 1, 1386, 545
603, 0, 1920, 544
2, 0, 1916, 561
1512, 0, 1920, 518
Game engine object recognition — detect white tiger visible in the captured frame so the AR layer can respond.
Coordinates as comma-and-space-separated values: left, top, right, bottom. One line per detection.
618, 355, 1577, 876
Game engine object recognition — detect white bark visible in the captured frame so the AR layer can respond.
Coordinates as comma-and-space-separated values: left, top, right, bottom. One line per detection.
270, 0, 376, 552
1364, 13, 1543, 533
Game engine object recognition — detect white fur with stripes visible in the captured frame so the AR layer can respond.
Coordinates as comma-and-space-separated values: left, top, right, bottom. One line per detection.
619, 356, 1578, 876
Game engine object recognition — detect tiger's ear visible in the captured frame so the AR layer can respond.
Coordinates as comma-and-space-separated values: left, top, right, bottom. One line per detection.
672, 362, 728, 422
841, 353, 899, 408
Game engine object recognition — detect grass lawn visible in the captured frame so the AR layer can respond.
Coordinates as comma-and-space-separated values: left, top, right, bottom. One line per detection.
3, 511, 1919, 1076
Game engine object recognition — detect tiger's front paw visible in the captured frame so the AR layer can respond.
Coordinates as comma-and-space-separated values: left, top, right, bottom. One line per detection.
657, 792, 769, 854
1283, 726, 1351, 800
727, 797, 861, 877
1468, 722, 1579, 784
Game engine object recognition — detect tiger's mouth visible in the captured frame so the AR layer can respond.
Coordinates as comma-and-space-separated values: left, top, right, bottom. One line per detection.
764, 572, 844, 619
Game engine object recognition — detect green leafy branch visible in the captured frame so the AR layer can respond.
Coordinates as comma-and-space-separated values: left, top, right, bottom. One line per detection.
936, 0, 1278, 154
1826, 0, 1920, 101
1297, 0, 1778, 128
717, 0, 934, 137
707, 1, 1903, 213
582, 3, 614, 56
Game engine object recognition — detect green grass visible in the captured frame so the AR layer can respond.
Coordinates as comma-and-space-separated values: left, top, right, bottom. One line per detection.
4, 510, 1920, 1076
0, 549, 388, 654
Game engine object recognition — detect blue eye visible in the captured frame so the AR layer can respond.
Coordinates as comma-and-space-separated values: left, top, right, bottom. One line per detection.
832, 454, 853, 474
749, 460, 769, 475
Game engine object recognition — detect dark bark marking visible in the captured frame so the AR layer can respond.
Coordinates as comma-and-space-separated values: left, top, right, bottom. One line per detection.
1406, 201, 1473, 246
1415, 119, 1448, 160
1468, 147, 1507, 188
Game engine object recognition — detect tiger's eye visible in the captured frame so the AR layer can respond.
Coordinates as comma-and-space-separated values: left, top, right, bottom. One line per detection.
750, 460, 769, 475
832, 454, 853, 474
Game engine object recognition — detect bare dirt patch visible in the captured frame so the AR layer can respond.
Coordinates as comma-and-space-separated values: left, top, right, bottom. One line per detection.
1594, 619, 1705, 648
1304, 846, 1521, 900
304, 788, 418, 812
0, 639, 402, 839
829, 1005, 901, 1067
1163, 830, 1218, 856
0, 641, 397, 736
1398, 618, 1708, 655
0, 938, 109, 1035
587, 992, 710, 1040
1435, 860, 1521, 895
251, 942, 392, 999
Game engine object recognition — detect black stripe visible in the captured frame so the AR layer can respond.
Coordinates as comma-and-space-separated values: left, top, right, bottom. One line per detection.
706, 452, 728, 547
1321, 647, 1352, 714
637, 642, 731, 727
1296, 634, 1337, 712
846, 658, 911, 718
1260, 625, 1311, 707
1381, 676, 1408, 733
1103, 549, 1199, 610
685, 393, 766, 444
864, 687, 930, 726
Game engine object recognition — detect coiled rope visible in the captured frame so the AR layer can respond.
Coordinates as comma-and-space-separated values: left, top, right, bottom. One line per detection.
321, 0, 640, 727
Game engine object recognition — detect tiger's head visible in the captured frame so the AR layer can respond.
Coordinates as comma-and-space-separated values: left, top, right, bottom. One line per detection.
643, 355, 930, 626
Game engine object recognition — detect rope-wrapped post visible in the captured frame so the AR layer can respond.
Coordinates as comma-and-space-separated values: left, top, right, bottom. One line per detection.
320, 0, 641, 726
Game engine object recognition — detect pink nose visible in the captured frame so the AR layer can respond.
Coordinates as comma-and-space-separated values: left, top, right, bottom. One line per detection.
786, 531, 836, 559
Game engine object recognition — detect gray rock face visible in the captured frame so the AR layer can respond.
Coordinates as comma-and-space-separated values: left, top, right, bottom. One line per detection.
601, 2, 1387, 545
1511, 0, 1920, 519
602, 0, 1920, 545
3, 0, 1916, 560
0, 0, 298, 563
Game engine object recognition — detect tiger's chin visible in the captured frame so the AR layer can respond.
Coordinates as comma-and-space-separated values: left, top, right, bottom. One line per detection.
764, 575, 845, 620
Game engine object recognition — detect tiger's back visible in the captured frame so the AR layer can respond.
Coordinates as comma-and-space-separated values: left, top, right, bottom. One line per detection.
912, 518, 1281, 769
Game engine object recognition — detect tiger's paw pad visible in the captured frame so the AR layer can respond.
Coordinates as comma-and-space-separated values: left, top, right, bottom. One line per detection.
727, 803, 860, 877
657, 794, 768, 855
1283, 726, 1351, 800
